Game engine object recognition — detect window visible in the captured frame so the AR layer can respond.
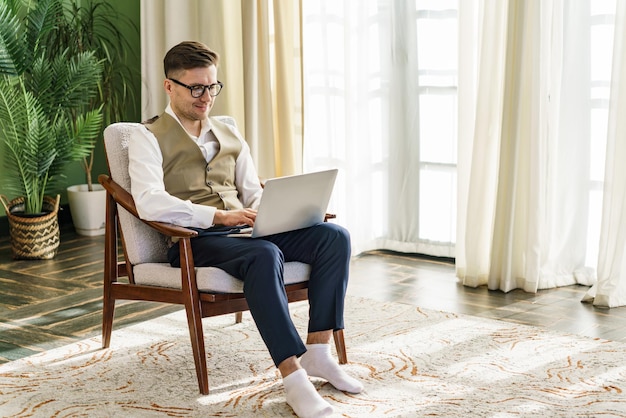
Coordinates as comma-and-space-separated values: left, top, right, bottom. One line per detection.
302, 0, 615, 264
414, 0, 458, 244
587, 0, 615, 265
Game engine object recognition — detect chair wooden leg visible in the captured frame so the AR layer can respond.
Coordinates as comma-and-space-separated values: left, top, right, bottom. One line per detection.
101, 291, 115, 348
102, 195, 117, 349
333, 329, 347, 364
185, 305, 209, 395
235, 312, 243, 323
180, 238, 209, 395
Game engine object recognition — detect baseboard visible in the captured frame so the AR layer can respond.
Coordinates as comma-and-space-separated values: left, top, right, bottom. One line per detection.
0, 203, 73, 236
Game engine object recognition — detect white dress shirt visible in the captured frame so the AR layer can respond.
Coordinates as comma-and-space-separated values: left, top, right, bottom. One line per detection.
128, 105, 263, 228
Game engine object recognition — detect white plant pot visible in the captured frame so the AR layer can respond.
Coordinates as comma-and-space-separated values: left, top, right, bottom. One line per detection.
67, 184, 106, 236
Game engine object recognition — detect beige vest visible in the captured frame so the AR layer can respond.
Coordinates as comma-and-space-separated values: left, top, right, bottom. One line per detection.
144, 113, 243, 210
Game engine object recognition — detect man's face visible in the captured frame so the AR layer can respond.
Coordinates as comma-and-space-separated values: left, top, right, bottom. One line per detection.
165, 65, 218, 124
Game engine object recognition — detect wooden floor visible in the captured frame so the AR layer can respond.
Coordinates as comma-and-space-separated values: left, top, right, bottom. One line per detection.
2, 225, 626, 365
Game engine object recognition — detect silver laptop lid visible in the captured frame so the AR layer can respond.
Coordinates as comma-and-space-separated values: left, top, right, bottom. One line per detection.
250, 169, 338, 238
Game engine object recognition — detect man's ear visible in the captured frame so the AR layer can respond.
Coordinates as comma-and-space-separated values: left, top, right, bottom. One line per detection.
164, 79, 173, 94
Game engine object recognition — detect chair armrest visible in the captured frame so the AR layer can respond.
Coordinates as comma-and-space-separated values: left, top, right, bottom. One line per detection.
98, 174, 198, 239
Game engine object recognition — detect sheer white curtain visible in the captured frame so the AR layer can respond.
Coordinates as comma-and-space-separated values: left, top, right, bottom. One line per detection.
583, 0, 626, 307
457, 0, 599, 293
302, 1, 457, 257
456, 0, 626, 301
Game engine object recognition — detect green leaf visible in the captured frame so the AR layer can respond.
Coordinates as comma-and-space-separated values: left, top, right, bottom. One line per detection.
0, 0, 132, 212
0, 75, 54, 213
0, 1, 24, 76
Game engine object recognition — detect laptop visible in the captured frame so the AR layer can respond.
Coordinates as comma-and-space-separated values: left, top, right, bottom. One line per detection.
229, 168, 338, 238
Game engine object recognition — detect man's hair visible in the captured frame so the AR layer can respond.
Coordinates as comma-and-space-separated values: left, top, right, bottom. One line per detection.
163, 41, 219, 78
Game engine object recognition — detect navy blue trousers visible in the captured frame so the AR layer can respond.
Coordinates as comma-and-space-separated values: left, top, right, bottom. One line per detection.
167, 222, 351, 367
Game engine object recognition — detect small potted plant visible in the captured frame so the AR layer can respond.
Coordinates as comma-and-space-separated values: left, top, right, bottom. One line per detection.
0, 0, 103, 258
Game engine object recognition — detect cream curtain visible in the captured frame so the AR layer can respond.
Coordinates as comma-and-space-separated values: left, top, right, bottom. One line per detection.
456, 0, 604, 294
456, 0, 626, 307
140, 0, 302, 178
583, 0, 626, 307
456, 0, 509, 289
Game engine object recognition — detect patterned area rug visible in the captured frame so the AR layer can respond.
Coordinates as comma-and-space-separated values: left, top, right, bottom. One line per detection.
2, 296, 626, 417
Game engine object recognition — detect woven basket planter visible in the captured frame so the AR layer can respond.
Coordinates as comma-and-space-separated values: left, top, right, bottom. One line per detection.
0, 195, 61, 260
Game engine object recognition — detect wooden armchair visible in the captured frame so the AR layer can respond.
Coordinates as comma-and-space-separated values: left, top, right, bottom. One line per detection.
100, 120, 347, 395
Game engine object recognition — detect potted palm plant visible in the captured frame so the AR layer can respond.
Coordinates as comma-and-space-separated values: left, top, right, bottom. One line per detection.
0, 0, 103, 259
46, 0, 138, 236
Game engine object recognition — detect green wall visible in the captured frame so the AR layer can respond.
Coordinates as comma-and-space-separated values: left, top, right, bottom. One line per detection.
0, 0, 142, 220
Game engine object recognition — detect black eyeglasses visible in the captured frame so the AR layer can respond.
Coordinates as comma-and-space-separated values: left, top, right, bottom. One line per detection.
168, 78, 224, 98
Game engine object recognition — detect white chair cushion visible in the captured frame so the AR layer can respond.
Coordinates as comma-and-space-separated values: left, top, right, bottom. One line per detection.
134, 261, 311, 293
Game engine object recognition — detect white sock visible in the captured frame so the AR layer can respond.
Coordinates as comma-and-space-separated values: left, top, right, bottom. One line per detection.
283, 369, 334, 418
300, 344, 364, 394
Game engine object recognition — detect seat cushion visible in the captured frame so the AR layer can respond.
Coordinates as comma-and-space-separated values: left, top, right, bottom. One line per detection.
133, 261, 311, 293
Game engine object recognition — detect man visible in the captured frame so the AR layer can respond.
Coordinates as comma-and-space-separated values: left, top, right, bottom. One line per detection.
128, 41, 363, 418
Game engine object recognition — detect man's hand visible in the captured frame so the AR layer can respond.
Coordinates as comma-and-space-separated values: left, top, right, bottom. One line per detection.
213, 208, 257, 227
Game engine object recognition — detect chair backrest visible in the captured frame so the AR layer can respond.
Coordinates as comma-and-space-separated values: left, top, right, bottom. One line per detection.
103, 122, 170, 265
102, 116, 238, 266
